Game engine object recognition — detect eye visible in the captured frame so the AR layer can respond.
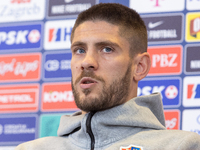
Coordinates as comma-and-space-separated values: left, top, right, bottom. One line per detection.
76, 48, 85, 54
102, 47, 113, 53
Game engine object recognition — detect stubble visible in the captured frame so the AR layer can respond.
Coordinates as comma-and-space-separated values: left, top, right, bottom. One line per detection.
71, 62, 132, 112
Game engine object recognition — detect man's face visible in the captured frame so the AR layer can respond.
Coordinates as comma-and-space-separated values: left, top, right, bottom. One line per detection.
71, 21, 136, 112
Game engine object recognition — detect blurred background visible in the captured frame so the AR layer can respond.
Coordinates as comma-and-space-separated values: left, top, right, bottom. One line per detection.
0, 0, 200, 149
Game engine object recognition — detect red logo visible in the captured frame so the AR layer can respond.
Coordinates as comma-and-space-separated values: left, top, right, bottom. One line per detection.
0, 84, 39, 113
187, 84, 200, 99
120, 145, 143, 150
0, 53, 41, 82
190, 17, 200, 37
164, 110, 180, 130
41, 82, 78, 111
11, 0, 31, 4
148, 46, 182, 75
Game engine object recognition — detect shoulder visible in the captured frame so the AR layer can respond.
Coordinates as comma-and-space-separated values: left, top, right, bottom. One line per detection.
115, 129, 200, 150
144, 129, 200, 141
144, 130, 200, 149
173, 130, 200, 149
15, 136, 67, 150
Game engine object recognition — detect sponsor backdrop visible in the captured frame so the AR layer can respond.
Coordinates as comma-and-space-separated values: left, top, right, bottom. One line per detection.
0, 0, 199, 148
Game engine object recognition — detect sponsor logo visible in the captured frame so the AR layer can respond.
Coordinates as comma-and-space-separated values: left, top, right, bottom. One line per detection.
0, 23, 42, 51
185, 45, 200, 74
11, 0, 31, 4
148, 46, 182, 75
164, 110, 180, 130
0, 116, 37, 144
187, 0, 200, 10
0, 84, 39, 113
120, 145, 143, 150
65, 0, 74, 3
190, 17, 200, 37
182, 109, 200, 135
183, 76, 200, 107
0, 53, 41, 82
138, 78, 180, 107
187, 84, 200, 99
43, 52, 71, 80
151, 0, 163, 7
165, 85, 178, 99
188, 85, 200, 99
41, 82, 78, 111
130, 0, 184, 13
44, 20, 75, 50
142, 14, 183, 43
190, 60, 200, 69
47, 0, 96, 18
148, 21, 164, 28
186, 13, 200, 42
0, 0, 45, 23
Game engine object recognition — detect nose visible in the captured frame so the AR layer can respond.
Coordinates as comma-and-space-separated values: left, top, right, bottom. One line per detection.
81, 51, 98, 71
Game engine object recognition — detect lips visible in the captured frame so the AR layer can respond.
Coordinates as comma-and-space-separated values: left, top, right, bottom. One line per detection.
79, 77, 98, 89
80, 77, 97, 84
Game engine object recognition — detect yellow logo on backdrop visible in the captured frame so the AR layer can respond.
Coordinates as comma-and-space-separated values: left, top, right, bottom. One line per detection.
186, 12, 200, 42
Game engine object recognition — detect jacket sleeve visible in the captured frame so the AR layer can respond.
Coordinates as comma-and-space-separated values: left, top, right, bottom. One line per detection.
14, 138, 48, 150
14, 140, 38, 150
14, 136, 68, 150
177, 132, 200, 150
15, 144, 26, 150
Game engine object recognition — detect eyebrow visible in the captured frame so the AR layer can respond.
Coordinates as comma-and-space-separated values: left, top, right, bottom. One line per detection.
71, 41, 86, 49
94, 41, 120, 48
71, 40, 121, 49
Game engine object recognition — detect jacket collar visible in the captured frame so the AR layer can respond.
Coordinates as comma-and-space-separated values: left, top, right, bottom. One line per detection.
57, 93, 166, 148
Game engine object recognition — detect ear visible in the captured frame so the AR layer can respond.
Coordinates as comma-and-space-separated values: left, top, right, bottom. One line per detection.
133, 52, 151, 81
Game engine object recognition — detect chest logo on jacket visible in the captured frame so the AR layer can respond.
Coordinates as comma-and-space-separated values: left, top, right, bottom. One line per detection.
120, 145, 143, 150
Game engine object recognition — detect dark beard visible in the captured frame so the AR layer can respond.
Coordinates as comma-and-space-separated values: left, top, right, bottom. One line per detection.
71, 62, 132, 112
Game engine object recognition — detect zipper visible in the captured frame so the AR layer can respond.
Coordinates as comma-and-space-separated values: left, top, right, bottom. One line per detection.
86, 112, 96, 150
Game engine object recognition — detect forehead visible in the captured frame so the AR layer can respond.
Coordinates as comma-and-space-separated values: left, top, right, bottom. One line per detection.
72, 21, 127, 45
75, 20, 118, 32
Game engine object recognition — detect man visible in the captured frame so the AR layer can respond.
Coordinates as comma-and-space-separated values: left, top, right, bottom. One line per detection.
16, 3, 200, 150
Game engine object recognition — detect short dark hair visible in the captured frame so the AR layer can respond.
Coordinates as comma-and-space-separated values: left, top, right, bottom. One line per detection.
71, 3, 147, 57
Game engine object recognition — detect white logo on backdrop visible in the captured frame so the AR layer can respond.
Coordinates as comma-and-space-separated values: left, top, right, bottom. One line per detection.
65, 0, 74, 3
148, 21, 164, 29
165, 85, 178, 99
0, 0, 45, 23
28, 30, 41, 43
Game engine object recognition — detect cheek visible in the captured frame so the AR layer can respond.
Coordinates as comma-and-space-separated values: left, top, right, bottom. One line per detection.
71, 64, 78, 78
103, 62, 128, 79
71, 57, 82, 70
71, 59, 79, 70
